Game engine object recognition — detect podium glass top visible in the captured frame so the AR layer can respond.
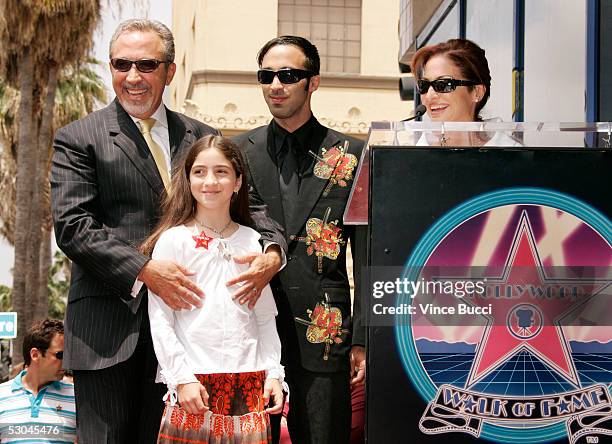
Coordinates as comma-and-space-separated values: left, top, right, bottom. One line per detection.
343, 121, 612, 225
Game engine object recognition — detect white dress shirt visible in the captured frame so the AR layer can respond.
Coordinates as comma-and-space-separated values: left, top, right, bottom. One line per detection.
130, 103, 170, 296
148, 224, 284, 402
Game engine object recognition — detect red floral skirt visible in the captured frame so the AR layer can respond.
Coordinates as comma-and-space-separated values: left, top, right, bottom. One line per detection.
157, 371, 271, 444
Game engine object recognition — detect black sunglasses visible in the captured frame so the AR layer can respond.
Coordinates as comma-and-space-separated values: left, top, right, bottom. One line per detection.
416, 78, 479, 94
111, 58, 169, 73
257, 68, 313, 84
41, 349, 63, 359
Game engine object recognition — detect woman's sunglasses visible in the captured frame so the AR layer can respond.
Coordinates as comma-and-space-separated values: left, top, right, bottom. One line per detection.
257, 68, 314, 84
416, 78, 479, 94
111, 58, 169, 73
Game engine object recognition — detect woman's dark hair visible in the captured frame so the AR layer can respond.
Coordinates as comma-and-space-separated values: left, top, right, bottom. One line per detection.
141, 135, 253, 256
411, 38, 491, 121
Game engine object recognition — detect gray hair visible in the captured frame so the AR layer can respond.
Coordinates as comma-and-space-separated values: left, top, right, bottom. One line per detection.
109, 19, 175, 63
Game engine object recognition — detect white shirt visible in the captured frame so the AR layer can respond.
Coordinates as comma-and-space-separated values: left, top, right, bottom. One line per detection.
416, 128, 523, 147
130, 103, 170, 297
148, 224, 284, 401
0, 371, 76, 443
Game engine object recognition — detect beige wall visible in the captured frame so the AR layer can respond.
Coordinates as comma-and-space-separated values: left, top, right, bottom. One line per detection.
198, 1, 278, 71
171, 0, 197, 108
172, 1, 278, 108
172, 0, 411, 136
361, 0, 400, 75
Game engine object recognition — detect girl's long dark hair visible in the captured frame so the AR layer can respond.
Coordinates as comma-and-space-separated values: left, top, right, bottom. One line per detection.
140, 135, 253, 256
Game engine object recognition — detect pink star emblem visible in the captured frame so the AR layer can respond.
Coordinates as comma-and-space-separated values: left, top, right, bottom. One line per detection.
464, 212, 603, 388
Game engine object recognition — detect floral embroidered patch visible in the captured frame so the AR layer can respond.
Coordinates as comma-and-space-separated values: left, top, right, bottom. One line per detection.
296, 208, 344, 273
310, 140, 358, 197
295, 297, 350, 360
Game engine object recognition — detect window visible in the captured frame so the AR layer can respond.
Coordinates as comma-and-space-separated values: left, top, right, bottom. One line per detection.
278, 0, 362, 73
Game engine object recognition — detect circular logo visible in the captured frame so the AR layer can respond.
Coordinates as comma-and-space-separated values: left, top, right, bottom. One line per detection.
397, 188, 611, 443
507, 303, 543, 340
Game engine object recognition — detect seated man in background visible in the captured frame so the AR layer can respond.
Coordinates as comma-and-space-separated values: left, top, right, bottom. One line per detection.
0, 319, 76, 443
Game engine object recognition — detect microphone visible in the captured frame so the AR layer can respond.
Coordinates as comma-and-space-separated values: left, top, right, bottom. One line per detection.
402, 104, 427, 122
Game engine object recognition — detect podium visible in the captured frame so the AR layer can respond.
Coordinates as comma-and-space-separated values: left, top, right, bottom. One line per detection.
344, 122, 612, 444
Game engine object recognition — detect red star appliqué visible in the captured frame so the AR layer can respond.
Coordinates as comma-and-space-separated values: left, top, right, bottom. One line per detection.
192, 231, 213, 249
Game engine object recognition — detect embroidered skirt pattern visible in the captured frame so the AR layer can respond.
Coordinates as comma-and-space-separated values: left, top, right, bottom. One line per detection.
157, 371, 271, 444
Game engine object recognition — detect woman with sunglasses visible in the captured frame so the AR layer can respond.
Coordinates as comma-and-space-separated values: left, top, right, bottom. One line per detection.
411, 38, 520, 146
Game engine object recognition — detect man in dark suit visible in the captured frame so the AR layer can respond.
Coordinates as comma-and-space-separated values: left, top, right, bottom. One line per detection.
233, 36, 366, 444
51, 20, 284, 444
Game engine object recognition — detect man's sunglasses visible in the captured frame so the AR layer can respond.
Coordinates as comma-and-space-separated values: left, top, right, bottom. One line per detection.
257, 68, 314, 84
416, 78, 479, 94
40, 349, 63, 359
111, 58, 169, 73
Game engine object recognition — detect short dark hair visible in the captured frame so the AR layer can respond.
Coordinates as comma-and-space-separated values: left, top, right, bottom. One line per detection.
23, 319, 64, 366
257, 36, 320, 75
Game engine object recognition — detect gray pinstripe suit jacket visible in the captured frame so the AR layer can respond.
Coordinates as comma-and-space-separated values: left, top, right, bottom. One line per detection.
51, 99, 220, 371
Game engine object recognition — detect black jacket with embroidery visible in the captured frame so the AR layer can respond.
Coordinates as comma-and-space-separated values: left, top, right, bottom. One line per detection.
234, 119, 365, 373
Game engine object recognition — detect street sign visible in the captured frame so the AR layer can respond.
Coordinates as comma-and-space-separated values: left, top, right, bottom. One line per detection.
0, 313, 17, 339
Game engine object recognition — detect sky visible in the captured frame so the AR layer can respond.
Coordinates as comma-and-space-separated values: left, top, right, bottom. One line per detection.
0, 0, 172, 287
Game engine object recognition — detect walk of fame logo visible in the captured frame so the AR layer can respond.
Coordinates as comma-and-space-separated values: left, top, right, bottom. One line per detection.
507, 303, 543, 340
396, 188, 612, 444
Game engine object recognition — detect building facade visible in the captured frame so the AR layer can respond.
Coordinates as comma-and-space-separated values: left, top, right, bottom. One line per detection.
171, 0, 409, 137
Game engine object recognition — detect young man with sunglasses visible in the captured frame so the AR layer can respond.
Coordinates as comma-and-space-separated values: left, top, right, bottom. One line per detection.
51, 19, 285, 443
233, 36, 366, 444
0, 319, 76, 443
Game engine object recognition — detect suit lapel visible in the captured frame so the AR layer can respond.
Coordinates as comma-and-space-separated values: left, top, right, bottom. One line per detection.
287, 129, 342, 238
107, 100, 165, 195
166, 107, 196, 165
245, 127, 285, 227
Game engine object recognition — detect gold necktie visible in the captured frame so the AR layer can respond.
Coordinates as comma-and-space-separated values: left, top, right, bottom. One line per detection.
139, 118, 170, 190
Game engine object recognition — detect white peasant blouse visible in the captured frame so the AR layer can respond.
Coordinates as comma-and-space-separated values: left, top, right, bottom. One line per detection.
148, 224, 284, 402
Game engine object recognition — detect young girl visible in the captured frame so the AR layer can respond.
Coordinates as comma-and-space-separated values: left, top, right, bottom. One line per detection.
141, 135, 283, 443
